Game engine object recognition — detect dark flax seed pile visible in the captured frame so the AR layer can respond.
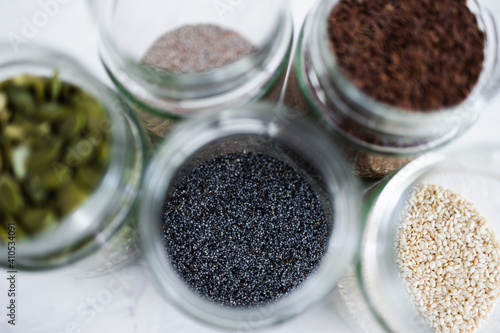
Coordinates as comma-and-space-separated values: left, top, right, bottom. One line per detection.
162, 152, 330, 308
328, 0, 486, 111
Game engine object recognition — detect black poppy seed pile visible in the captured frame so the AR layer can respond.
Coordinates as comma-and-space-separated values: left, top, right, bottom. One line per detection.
162, 152, 330, 308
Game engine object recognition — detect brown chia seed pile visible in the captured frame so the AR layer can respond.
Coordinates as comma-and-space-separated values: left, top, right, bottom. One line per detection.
328, 0, 486, 111
142, 24, 254, 73
162, 152, 330, 308
397, 184, 500, 333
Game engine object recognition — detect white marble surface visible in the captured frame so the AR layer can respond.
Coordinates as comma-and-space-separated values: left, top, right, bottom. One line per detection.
1, 0, 500, 332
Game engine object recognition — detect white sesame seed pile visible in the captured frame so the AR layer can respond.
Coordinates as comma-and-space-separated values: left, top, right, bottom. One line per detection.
396, 184, 500, 333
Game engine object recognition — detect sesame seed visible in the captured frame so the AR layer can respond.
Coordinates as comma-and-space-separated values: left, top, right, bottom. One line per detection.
397, 184, 500, 332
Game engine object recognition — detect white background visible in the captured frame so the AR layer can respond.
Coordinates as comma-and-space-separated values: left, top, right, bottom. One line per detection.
0, 1, 500, 332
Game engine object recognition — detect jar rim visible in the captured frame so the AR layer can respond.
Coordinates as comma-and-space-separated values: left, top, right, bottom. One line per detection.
139, 103, 361, 329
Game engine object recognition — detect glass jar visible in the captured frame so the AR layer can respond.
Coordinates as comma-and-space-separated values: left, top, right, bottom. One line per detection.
0, 44, 149, 275
139, 103, 360, 330
288, 0, 500, 180
332, 146, 500, 333
89, 0, 293, 140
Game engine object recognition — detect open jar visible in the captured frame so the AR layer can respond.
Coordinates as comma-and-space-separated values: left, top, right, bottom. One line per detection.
332, 146, 500, 333
89, 0, 293, 140
139, 104, 360, 330
289, 0, 500, 180
0, 44, 148, 275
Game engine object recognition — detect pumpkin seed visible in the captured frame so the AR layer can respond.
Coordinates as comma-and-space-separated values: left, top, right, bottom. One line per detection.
50, 71, 62, 101
11, 145, 29, 180
22, 209, 57, 234
4, 124, 25, 141
25, 178, 48, 206
56, 182, 89, 217
7, 86, 35, 115
26, 137, 63, 171
76, 166, 103, 190
59, 111, 86, 137
65, 138, 95, 166
31, 75, 47, 102
0, 175, 24, 214
97, 141, 111, 166
0, 93, 9, 126
32, 164, 72, 190
0, 224, 7, 243
0, 73, 111, 240
37, 102, 70, 121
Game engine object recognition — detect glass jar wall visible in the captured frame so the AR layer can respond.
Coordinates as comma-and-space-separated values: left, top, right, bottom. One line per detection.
0, 44, 148, 275
288, 0, 500, 180
139, 104, 360, 330
332, 146, 500, 333
90, 0, 293, 140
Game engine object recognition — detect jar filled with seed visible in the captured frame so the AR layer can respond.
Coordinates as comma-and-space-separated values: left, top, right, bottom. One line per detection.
0, 44, 149, 275
332, 146, 500, 333
89, 0, 293, 142
286, 0, 500, 180
139, 104, 360, 329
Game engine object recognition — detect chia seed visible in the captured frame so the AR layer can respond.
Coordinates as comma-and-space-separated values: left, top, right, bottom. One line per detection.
142, 24, 255, 73
162, 152, 330, 308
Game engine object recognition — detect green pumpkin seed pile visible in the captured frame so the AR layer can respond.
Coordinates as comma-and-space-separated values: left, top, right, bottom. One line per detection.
0, 73, 111, 242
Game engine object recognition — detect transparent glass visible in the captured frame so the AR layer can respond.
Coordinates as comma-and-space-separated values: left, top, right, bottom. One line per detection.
294, 0, 500, 180
332, 146, 500, 333
0, 44, 149, 275
89, 0, 293, 138
139, 104, 360, 330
